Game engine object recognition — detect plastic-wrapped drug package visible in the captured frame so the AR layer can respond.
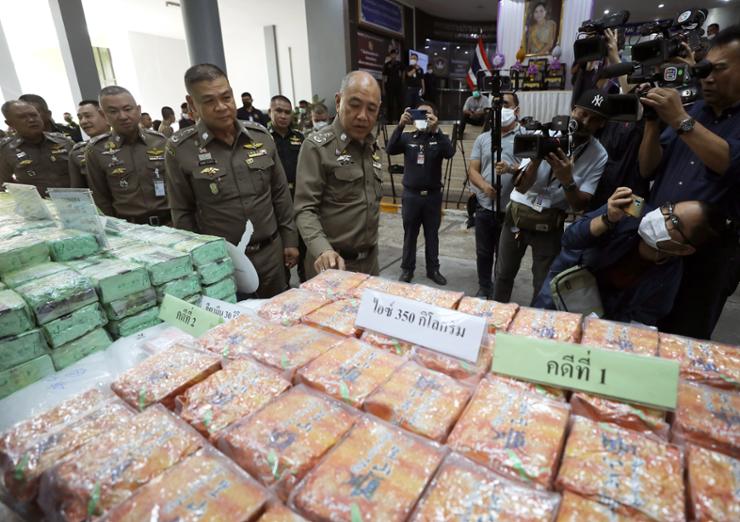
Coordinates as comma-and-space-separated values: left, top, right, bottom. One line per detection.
102, 287, 157, 321
296, 338, 405, 408
51, 327, 112, 371
197, 256, 234, 285
507, 307, 582, 343
363, 361, 472, 442
302, 298, 362, 337
457, 297, 519, 333
0, 355, 55, 399
3, 399, 134, 503
360, 330, 415, 357
0, 329, 49, 372
258, 288, 331, 326
569, 392, 669, 439
299, 269, 369, 300
101, 448, 269, 522
43, 229, 100, 261
488, 374, 567, 402
111, 344, 221, 411
659, 333, 740, 389
172, 235, 229, 267
15, 269, 98, 325
291, 415, 444, 522
349, 276, 417, 300
0, 289, 33, 337
155, 273, 202, 302
0, 234, 49, 274
202, 275, 237, 300
556, 491, 649, 522
217, 385, 356, 501
72, 258, 150, 304
41, 302, 107, 348
38, 405, 203, 521
259, 502, 308, 522
672, 380, 740, 458
110, 244, 193, 285
106, 306, 161, 338
407, 284, 465, 309
2, 261, 66, 289
686, 444, 740, 522
447, 376, 570, 489
197, 313, 283, 359
555, 416, 685, 522
176, 357, 291, 439
412, 336, 494, 386
247, 324, 344, 378
408, 452, 561, 522
580, 317, 659, 357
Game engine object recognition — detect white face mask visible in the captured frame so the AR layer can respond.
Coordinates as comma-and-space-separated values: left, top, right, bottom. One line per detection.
501, 107, 517, 127
638, 207, 673, 250
410, 59, 417, 66
415, 119, 428, 130
313, 120, 328, 130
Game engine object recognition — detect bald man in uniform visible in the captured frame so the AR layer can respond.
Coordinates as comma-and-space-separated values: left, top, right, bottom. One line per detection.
294, 71, 384, 279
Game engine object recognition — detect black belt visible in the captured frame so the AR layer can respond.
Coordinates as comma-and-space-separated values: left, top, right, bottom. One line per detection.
246, 231, 278, 253
337, 247, 372, 261
404, 186, 441, 197
126, 211, 171, 226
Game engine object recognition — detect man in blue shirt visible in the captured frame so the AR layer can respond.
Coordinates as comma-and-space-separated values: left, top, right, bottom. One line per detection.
638, 24, 740, 338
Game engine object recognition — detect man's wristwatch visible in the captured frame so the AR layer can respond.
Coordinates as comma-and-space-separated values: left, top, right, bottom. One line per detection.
563, 180, 578, 192
676, 117, 696, 135
601, 213, 618, 230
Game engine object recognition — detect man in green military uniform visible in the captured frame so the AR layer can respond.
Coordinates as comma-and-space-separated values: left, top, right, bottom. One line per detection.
69, 99, 110, 188
0, 100, 74, 196
165, 64, 298, 298
85, 86, 171, 226
294, 71, 384, 279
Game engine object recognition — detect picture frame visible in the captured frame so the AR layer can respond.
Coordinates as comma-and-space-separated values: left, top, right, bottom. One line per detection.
522, 0, 564, 57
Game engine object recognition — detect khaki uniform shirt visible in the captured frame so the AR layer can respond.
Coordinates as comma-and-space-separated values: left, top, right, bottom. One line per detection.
68, 141, 89, 188
164, 119, 298, 248
0, 132, 73, 196
85, 128, 169, 219
294, 118, 383, 259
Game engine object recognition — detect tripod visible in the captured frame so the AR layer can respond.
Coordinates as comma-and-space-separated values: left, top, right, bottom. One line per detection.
442, 122, 470, 209
376, 113, 398, 204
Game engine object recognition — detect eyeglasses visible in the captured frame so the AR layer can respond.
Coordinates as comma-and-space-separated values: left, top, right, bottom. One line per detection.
660, 202, 695, 249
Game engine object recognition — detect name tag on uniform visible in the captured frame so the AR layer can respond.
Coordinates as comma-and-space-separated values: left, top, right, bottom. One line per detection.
247, 149, 267, 158
198, 152, 213, 162
16, 151, 27, 159
147, 155, 165, 161
154, 179, 166, 197
373, 161, 382, 169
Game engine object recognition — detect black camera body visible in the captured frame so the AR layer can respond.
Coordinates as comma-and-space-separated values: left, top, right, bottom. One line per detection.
514, 116, 577, 159
631, 9, 707, 65
574, 10, 630, 64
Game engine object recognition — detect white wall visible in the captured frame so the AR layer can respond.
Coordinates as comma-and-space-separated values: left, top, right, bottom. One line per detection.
705, 6, 740, 34
305, 0, 348, 113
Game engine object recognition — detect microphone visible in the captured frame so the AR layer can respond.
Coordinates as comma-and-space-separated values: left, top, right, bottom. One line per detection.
598, 62, 637, 79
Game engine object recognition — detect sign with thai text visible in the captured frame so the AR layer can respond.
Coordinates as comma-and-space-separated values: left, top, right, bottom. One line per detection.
159, 294, 223, 337
199, 296, 251, 322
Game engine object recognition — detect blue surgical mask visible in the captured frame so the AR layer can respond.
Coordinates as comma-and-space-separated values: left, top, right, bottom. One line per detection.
473, 91, 481, 98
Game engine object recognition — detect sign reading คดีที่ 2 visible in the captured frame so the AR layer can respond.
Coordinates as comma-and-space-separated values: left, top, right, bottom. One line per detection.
355, 290, 487, 363
491, 333, 681, 411
158, 294, 223, 337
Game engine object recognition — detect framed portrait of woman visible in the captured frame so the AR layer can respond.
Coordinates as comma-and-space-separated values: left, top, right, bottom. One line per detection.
523, 0, 563, 56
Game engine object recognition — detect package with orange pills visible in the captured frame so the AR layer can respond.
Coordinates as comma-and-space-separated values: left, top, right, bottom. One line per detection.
659, 333, 740, 389
457, 297, 519, 333
408, 452, 561, 522
412, 335, 494, 386
555, 416, 685, 522
407, 284, 464, 309
258, 288, 331, 326
217, 385, 356, 501
111, 343, 221, 411
507, 306, 582, 343
687, 444, 740, 522
302, 298, 362, 337
360, 330, 415, 357
556, 491, 651, 522
259, 502, 308, 522
101, 448, 269, 522
176, 358, 291, 439
489, 374, 566, 402
570, 392, 669, 439
672, 380, 740, 458
447, 376, 570, 489
349, 276, 417, 300
198, 313, 283, 359
580, 317, 658, 357
296, 338, 405, 408
290, 415, 444, 522
363, 361, 472, 442
299, 269, 369, 300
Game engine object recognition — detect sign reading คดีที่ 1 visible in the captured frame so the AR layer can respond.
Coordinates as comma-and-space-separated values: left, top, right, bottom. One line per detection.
491, 333, 681, 411
355, 290, 487, 363
159, 293, 223, 337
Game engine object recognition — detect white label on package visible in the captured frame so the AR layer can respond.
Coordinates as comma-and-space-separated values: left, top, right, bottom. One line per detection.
356, 290, 486, 363
47, 188, 108, 247
199, 296, 254, 322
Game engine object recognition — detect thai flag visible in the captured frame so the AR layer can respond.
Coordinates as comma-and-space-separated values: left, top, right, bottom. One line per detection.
466, 37, 493, 90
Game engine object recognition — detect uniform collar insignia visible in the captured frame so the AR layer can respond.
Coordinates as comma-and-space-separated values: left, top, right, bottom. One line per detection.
200, 166, 220, 176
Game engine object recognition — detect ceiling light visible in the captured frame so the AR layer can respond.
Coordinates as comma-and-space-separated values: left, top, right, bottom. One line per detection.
456, 46, 460, 49
604, 9, 610, 14
658, 3, 664, 7
424, 46, 429, 49
426, 38, 430, 41
442, 47, 447, 50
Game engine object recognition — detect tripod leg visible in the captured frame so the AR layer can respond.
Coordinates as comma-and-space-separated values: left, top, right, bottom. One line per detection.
456, 140, 469, 208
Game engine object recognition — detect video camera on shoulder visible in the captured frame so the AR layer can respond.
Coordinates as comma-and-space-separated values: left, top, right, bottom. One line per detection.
573, 10, 630, 63
631, 9, 707, 65
513, 116, 576, 159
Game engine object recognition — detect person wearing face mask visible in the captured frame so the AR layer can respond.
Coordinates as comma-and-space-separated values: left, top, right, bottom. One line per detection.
533, 187, 724, 325
387, 102, 454, 285
305, 103, 330, 140
178, 102, 195, 129
405, 53, 425, 110
462, 89, 492, 127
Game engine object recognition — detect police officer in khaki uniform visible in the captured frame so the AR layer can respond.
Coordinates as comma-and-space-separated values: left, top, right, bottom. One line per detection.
165, 63, 298, 299
294, 71, 384, 279
85, 86, 171, 226
0, 100, 74, 195
69, 99, 110, 188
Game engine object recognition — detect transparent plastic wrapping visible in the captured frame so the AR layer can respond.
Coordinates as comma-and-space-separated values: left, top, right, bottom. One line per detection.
0, 234, 50, 273
363, 361, 472, 442
3, 399, 134, 503
247, 324, 344, 378
556, 491, 648, 522
0, 328, 49, 372
109, 244, 193, 286
360, 330, 415, 357
51, 327, 113, 371
446, 376, 570, 489
176, 357, 291, 439
111, 343, 221, 411
154, 273, 202, 302
407, 284, 465, 309
37, 404, 204, 521
1, 260, 66, 289
217, 385, 357, 501
672, 380, 740, 458
0, 288, 33, 338
290, 415, 444, 522
658, 333, 740, 389
100, 447, 269, 522
197, 256, 235, 285
488, 374, 567, 402
142, 327, 195, 354
258, 288, 331, 326
456, 297, 520, 333
44, 229, 100, 262
197, 313, 283, 359
41, 302, 107, 349
102, 287, 157, 321
506, 306, 583, 343
299, 269, 369, 300
259, 501, 308, 522
555, 416, 685, 522
302, 298, 362, 337
296, 338, 406, 408
172, 235, 229, 267
569, 392, 669, 439
106, 306, 161, 338
14, 269, 98, 325
580, 317, 659, 356
71, 258, 150, 304
0, 354, 55, 399
349, 276, 417, 300
686, 444, 740, 522
202, 275, 237, 300
412, 336, 494, 386
408, 452, 561, 522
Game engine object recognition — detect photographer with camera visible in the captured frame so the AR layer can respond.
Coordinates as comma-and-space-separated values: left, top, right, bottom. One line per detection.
492, 89, 608, 304
638, 25, 740, 339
